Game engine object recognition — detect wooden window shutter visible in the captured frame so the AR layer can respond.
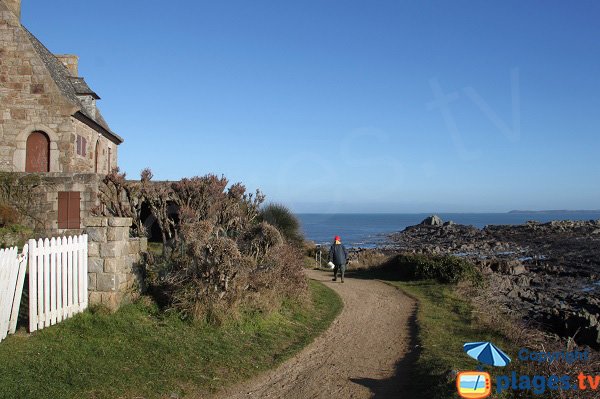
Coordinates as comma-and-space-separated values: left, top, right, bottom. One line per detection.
68, 192, 81, 229
58, 191, 81, 229
76, 135, 87, 157
58, 192, 68, 229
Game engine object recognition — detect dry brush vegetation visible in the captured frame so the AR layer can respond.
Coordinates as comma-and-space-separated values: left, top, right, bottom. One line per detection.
96, 168, 308, 323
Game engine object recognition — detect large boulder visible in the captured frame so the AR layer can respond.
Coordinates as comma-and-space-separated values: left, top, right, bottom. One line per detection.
420, 215, 443, 226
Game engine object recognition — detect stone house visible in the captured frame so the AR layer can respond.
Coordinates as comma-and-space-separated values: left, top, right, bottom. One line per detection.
0, 0, 123, 231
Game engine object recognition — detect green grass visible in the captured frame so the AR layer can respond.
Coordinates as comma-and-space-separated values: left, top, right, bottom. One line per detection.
387, 281, 521, 399
0, 224, 33, 248
0, 280, 342, 399
146, 241, 164, 256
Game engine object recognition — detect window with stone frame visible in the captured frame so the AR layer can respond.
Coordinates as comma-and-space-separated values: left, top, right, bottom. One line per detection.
76, 135, 87, 157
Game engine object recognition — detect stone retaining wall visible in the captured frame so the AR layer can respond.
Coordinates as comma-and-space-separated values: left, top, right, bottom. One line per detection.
10, 172, 102, 233
84, 216, 146, 310
41, 173, 101, 232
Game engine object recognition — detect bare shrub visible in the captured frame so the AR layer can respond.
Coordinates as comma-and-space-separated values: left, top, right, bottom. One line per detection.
172, 175, 264, 240
142, 172, 306, 323
244, 222, 284, 261
166, 234, 249, 323
96, 168, 146, 237
142, 178, 177, 248
247, 243, 309, 313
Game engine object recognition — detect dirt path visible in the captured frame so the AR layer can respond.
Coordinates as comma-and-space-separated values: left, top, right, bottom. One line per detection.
212, 269, 417, 399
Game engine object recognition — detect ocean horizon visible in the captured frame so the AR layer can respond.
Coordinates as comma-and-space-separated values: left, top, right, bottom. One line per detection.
298, 212, 600, 248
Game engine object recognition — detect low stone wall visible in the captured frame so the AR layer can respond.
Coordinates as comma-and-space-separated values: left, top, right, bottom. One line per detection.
13, 172, 102, 233
84, 216, 147, 310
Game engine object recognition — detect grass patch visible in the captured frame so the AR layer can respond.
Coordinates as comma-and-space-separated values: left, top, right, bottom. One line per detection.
387, 281, 521, 399
146, 241, 164, 256
0, 224, 33, 248
0, 280, 342, 399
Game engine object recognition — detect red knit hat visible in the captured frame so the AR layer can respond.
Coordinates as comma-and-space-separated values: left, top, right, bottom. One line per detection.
334, 235, 341, 241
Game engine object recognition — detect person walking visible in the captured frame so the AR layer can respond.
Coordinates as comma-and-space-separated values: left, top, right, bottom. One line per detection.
329, 235, 348, 283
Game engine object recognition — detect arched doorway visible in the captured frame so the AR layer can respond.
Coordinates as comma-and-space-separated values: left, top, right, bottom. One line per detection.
25, 131, 50, 172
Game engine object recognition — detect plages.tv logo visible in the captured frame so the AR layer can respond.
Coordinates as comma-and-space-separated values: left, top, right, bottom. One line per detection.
456, 371, 492, 399
457, 342, 512, 399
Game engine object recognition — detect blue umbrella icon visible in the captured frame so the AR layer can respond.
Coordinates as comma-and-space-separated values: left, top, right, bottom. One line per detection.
464, 342, 511, 367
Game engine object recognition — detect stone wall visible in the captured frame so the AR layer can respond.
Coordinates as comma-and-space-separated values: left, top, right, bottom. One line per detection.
0, 4, 75, 172
84, 216, 147, 310
71, 118, 116, 174
17, 172, 102, 232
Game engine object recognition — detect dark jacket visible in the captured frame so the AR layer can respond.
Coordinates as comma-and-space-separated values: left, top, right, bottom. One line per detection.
329, 243, 348, 266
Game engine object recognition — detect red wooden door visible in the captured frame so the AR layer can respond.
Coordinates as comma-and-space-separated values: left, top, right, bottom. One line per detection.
25, 131, 50, 172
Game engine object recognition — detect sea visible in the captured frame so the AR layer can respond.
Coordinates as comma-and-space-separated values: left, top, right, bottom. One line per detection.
298, 212, 600, 249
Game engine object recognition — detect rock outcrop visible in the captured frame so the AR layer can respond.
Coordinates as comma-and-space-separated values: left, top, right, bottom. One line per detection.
420, 215, 443, 226
389, 219, 600, 348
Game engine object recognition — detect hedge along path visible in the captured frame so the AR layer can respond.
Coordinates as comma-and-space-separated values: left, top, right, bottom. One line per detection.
211, 269, 417, 399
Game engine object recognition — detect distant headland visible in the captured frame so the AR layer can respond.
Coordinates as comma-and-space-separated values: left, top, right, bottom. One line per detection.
508, 209, 600, 214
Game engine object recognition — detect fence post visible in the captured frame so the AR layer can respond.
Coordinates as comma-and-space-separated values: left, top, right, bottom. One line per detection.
67, 237, 74, 317
77, 234, 88, 311
42, 238, 50, 329
49, 237, 57, 326
74, 236, 79, 316
81, 234, 88, 309
61, 236, 68, 321
28, 239, 37, 333
0, 248, 13, 339
8, 244, 28, 334
56, 238, 63, 323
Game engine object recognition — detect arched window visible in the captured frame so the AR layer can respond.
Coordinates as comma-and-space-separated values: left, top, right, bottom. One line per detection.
25, 131, 50, 172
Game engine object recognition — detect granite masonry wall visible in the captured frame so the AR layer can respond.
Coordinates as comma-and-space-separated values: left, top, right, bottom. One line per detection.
15, 172, 102, 232
84, 216, 147, 310
0, 2, 118, 174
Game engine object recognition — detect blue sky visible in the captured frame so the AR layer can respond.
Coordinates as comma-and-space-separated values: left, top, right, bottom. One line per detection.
23, 1, 600, 212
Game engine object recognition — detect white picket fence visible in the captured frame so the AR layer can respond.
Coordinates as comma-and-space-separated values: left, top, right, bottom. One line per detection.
0, 234, 89, 341
28, 235, 88, 332
0, 245, 28, 342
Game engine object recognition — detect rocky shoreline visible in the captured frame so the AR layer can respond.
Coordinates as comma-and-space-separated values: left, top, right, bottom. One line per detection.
386, 216, 600, 349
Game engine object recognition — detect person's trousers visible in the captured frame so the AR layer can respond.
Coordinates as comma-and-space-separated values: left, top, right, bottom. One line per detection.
333, 263, 346, 279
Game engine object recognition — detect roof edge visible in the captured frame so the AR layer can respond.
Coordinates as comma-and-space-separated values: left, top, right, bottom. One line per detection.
73, 111, 124, 144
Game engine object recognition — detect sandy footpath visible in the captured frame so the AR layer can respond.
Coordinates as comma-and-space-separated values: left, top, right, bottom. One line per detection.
211, 269, 417, 399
